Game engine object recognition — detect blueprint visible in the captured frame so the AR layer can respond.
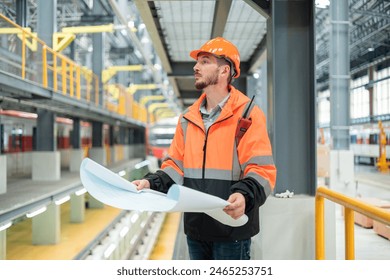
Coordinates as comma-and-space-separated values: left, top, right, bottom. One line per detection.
79, 158, 248, 227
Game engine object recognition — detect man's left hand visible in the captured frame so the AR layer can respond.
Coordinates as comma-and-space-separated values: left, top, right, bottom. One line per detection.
223, 193, 246, 219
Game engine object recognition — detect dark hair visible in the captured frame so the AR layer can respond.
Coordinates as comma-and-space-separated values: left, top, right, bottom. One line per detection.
216, 57, 233, 84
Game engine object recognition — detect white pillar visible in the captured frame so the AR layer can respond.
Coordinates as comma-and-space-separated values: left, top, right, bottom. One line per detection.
128, 145, 135, 159
0, 229, 6, 260
32, 203, 60, 245
330, 150, 354, 190
123, 145, 130, 160
70, 149, 84, 172
110, 146, 116, 164
70, 193, 85, 223
0, 155, 7, 194
32, 151, 61, 181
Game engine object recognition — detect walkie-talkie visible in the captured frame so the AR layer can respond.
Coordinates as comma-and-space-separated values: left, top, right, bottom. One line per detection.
235, 95, 255, 146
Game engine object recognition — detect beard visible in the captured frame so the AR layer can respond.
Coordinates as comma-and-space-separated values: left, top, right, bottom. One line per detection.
194, 70, 219, 90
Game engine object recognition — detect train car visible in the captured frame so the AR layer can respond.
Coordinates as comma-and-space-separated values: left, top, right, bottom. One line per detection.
0, 109, 93, 176
145, 116, 178, 166
350, 121, 390, 165
318, 122, 390, 166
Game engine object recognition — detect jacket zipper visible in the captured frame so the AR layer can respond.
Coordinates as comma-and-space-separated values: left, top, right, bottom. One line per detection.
201, 115, 233, 179
184, 114, 233, 179
202, 129, 209, 178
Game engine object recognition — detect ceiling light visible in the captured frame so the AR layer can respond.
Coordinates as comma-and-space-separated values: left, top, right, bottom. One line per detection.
135, 160, 150, 169
54, 195, 70, 205
154, 64, 162, 71
130, 236, 137, 245
75, 188, 87, 196
315, 0, 330, 8
26, 206, 47, 218
127, 21, 135, 29
130, 213, 140, 223
103, 243, 117, 259
120, 226, 129, 238
0, 221, 12, 232
141, 37, 150, 44
118, 170, 126, 177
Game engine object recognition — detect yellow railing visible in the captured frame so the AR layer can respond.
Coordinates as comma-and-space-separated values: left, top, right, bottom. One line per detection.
315, 186, 390, 260
103, 83, 148, 123
0, 14, 99, 105
0, 14, 149, 125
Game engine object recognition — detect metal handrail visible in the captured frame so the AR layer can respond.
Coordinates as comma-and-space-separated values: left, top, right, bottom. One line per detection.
0, 14, 150, 125
0, 14, 100, 106
315, 186, 390, 260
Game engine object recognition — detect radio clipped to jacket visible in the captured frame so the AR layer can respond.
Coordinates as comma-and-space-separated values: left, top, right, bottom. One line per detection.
235, 95, 255, 146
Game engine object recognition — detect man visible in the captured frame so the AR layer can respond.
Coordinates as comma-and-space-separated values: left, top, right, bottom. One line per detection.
133, 37, 276, 260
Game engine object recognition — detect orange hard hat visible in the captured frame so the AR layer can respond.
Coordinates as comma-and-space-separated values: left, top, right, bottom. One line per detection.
190, 37, 240, 78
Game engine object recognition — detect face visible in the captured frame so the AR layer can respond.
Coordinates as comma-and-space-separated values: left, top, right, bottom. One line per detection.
193, 53, 224, 90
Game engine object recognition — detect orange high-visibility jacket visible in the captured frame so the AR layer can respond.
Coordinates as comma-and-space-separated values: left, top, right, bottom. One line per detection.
150, 86, 277, 241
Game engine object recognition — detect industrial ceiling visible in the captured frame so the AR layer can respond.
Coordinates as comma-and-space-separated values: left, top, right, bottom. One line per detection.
0, 0, 389, 111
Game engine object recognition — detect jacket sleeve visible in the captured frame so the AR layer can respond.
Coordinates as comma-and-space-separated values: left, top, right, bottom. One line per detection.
144, 115, 185, 193
230, 106, 277, 212
144, 170, 175, 194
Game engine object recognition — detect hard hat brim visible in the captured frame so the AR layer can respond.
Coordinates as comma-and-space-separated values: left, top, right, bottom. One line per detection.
190, 49, 203, 60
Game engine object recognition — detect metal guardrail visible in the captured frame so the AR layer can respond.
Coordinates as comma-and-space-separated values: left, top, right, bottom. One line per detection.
0, 14, 149, 124
315, 186, 390, 260
0, 14, 99, 104
0, 182, 85, 225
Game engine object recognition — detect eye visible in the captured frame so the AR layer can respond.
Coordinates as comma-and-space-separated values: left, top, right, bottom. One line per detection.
197, 57, 211, 65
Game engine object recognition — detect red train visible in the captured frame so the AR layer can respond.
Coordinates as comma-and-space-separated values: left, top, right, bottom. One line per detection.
145, 116, 178, 166
0, 110, 93, 153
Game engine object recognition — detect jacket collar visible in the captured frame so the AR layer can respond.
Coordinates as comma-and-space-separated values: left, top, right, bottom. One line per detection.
183, 85, 249, 127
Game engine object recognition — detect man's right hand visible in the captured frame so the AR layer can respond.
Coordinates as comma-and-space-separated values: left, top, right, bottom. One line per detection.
132, 179, 151, 191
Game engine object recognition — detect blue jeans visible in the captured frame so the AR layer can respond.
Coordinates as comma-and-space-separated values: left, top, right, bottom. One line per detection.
186, 236, 251, 260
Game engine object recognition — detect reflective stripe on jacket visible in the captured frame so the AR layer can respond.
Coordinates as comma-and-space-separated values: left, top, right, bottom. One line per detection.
160, 85, 277, 241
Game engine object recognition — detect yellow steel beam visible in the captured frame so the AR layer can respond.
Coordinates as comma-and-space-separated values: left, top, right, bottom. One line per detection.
0, 27, 38, 51
53, 33, 76, 52
127, 83, 159, 95
155, 109, 175, 117
110, 65, 144, 72
105, 84, 121, 99
51, 24, 114, 52
0, 27, 31, 34
16, 32, 38, 51
148, 102, 169, 113
140, 95, 165, 107
61, 24, 115, 34
102, 65, 144, 83
155, 108, 174, 115
154, 109, 177, 122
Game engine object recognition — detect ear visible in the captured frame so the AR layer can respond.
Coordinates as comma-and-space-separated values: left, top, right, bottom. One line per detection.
220, 65, 230, 75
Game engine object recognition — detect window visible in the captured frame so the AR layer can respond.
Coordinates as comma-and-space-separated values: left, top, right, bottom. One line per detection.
350, 75, 369, 119
318, 89, 330, 126
374, 67, 390, 116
